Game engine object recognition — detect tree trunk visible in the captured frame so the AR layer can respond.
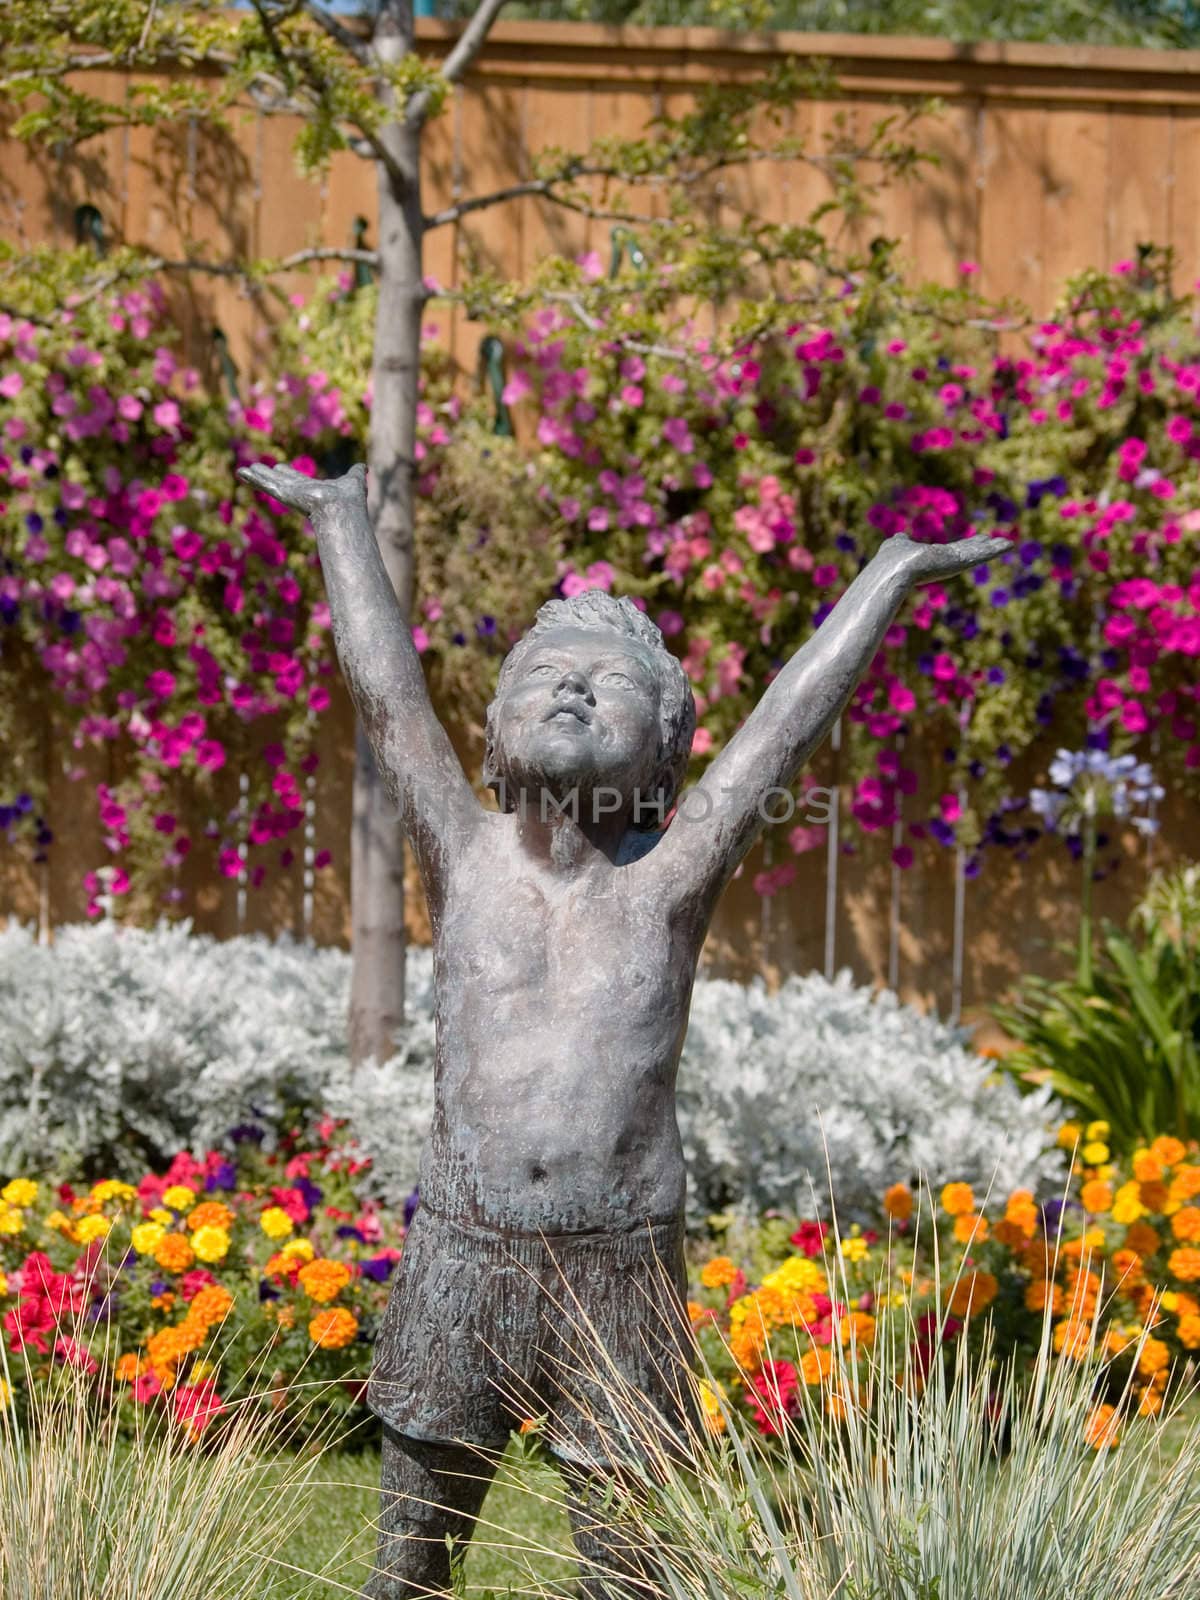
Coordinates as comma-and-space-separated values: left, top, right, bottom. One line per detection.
349, 21, 425, 1065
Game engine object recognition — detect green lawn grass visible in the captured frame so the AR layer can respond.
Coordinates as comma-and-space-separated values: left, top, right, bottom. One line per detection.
267, 1443, 577, 1598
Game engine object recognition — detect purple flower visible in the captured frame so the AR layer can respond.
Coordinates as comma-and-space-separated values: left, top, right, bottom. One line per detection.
360, 1255, 398, 1283
403, 1186, 421, 1227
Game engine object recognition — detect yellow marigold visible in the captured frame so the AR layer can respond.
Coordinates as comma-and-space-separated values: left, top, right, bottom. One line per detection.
953, 1213, 988, 1246
1057, 1122, 1081, 1149
838, 1311, 876, 1348
1172, 1206, 1200, 1242
131, 1221, 165, 1256
75, 1214, 111, 1245
260, 1206, 294, 1240
762, 1257, 826, 1296
1178, 1313, 1200, 1350
190, 1285, 234, 1326
113, 1353, 147, 1382
697, 1377, 727, 1436
1111, 1183, 1147, 1225
45, 1210, 75, 1238
1133, 1149, 1165, 1184
0, 1271, 7, 1296
148, 1207, 173, 1226
0, 1204, 24, 1235
841, 1237, 868, 1263
1080, 1179, 1113, 1215
1151, 1136, 1187, 1168
946, 1271, 997, 1318
1124, 1221, 1161, 1258
1081, 1142, 1110, 1167
1086, 1120, 1110, 1142
699, 1255, 739, 1290
187, 1201, 235, 1232
799, 1347, 833, 1385
308, 1308, 358, 1350
1083, 1403, 1120, 1450
281, 1238, 316, 1263
1025, 1279, 1063, 1315
1169, 1246, 1200, 1282
940, 1182, 975, 1218
883, 1183, 913, 1222
1, 1178, 37, 1208
190, 1225, 230, 1264
1054, 1319, 1093, 1360
1170, 1165, 1200, 1203
153, 1233, 195, 1273
298, 1259, 352, 1304
162, 1185, 197, 1212
91, 1179, 136, 1205
191, 1359, 216, 1383
0, 1380, 12, 1409
1137, 1336, 1170, 1378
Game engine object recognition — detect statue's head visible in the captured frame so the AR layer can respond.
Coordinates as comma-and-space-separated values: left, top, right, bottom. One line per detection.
482, 591, 696, 829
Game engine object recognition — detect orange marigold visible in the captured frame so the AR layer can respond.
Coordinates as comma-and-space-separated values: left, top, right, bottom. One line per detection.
1151, 1136, 1187, 1168
1025, 1279, 1063, 1315
1170, 1165, 1200, 1203
1079, 1179, 1113, 1215
298, 1259, 352, 1304
940, 1182, 975, 1218
946, 1271, 997, 1318
729, 1323, 764, 1375
1137, 1387, 1163, 1417
1054, 1319, 1093, 1360
799, 1346, 833, 1385
1003, 1196, 1039, 1238
1139, 1179, 1170, 1214
1083, 1403, 1120, 1450
190, 1285, 234, 1326
838, 1311, 876, 1348
114, 1353, 147, 1382
953, 1213, 988, 1246
1133, 1149, 1165, 1184
1137, 1336, 1170, 1378
1124, 1221, 1161, 1258
1172, 1206, 1200, 1242
1169, 1246, 1200, 1282
993, 1219, 1031, 1249
883, 1184, 913, 1223
152, 1234, 195, 1274
186, 1201, 235, 1232
1178, 1313, 1200, 1350
699, 1255, 739, 1290
308, 1308, 359, 1350
1109, 1249, 1144, 1290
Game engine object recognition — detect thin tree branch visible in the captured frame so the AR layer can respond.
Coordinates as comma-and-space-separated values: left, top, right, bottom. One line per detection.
303, 0, 372, 68
440, 0, 509, 86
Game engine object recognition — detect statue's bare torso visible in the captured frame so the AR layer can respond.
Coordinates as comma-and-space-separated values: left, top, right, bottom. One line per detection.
425, 823, 699, 1233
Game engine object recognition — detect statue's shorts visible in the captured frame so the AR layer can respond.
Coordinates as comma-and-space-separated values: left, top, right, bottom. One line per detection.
366, 1203, 697, 1467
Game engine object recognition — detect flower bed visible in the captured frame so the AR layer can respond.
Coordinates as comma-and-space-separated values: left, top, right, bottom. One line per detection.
0, 1123, 404, 1440
1, 1116, 1193, 1452
689, 1123, 1200, 1450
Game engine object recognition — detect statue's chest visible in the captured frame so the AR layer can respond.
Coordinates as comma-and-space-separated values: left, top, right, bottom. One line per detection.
437, 873, 677, 1022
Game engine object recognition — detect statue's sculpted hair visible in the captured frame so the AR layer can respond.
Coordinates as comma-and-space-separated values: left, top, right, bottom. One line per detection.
482, 590, 696, 827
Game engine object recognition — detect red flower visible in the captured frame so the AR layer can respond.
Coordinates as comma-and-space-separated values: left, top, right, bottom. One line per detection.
173, 1379, 225, 1436
748, 1360, 800, 1436
271, 1186, 309, 1224
54, 1335, 99, 1374
789, 1220, 829, 1258
132, 1372, 163, 1404
5, 1295, 56, 1354
179, 1269, 218, 1301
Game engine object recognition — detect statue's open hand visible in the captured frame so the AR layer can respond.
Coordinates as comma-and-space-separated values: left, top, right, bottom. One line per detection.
881, 531, 1013, 585
237, 461, 366, 517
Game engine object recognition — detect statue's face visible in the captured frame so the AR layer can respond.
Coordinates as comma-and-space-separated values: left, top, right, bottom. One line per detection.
491, 625, 664, 804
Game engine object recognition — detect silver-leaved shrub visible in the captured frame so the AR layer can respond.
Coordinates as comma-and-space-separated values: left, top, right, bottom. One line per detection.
0, 923, 1061, 1218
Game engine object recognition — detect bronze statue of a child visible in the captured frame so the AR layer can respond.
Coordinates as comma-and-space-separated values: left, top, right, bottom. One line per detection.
240, 459, 1007, 1599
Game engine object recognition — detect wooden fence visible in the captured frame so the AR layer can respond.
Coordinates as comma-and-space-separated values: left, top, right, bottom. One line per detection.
2, 23, 1197, 1021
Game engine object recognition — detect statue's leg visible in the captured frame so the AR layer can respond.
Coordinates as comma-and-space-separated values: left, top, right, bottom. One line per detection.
560, 1462, 657, 1600
364, 1426, 495, 1600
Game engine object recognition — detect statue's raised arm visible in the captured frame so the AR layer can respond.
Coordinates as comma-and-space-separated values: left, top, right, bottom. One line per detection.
238, 463, 481, 900
648, 531, 1012, 916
